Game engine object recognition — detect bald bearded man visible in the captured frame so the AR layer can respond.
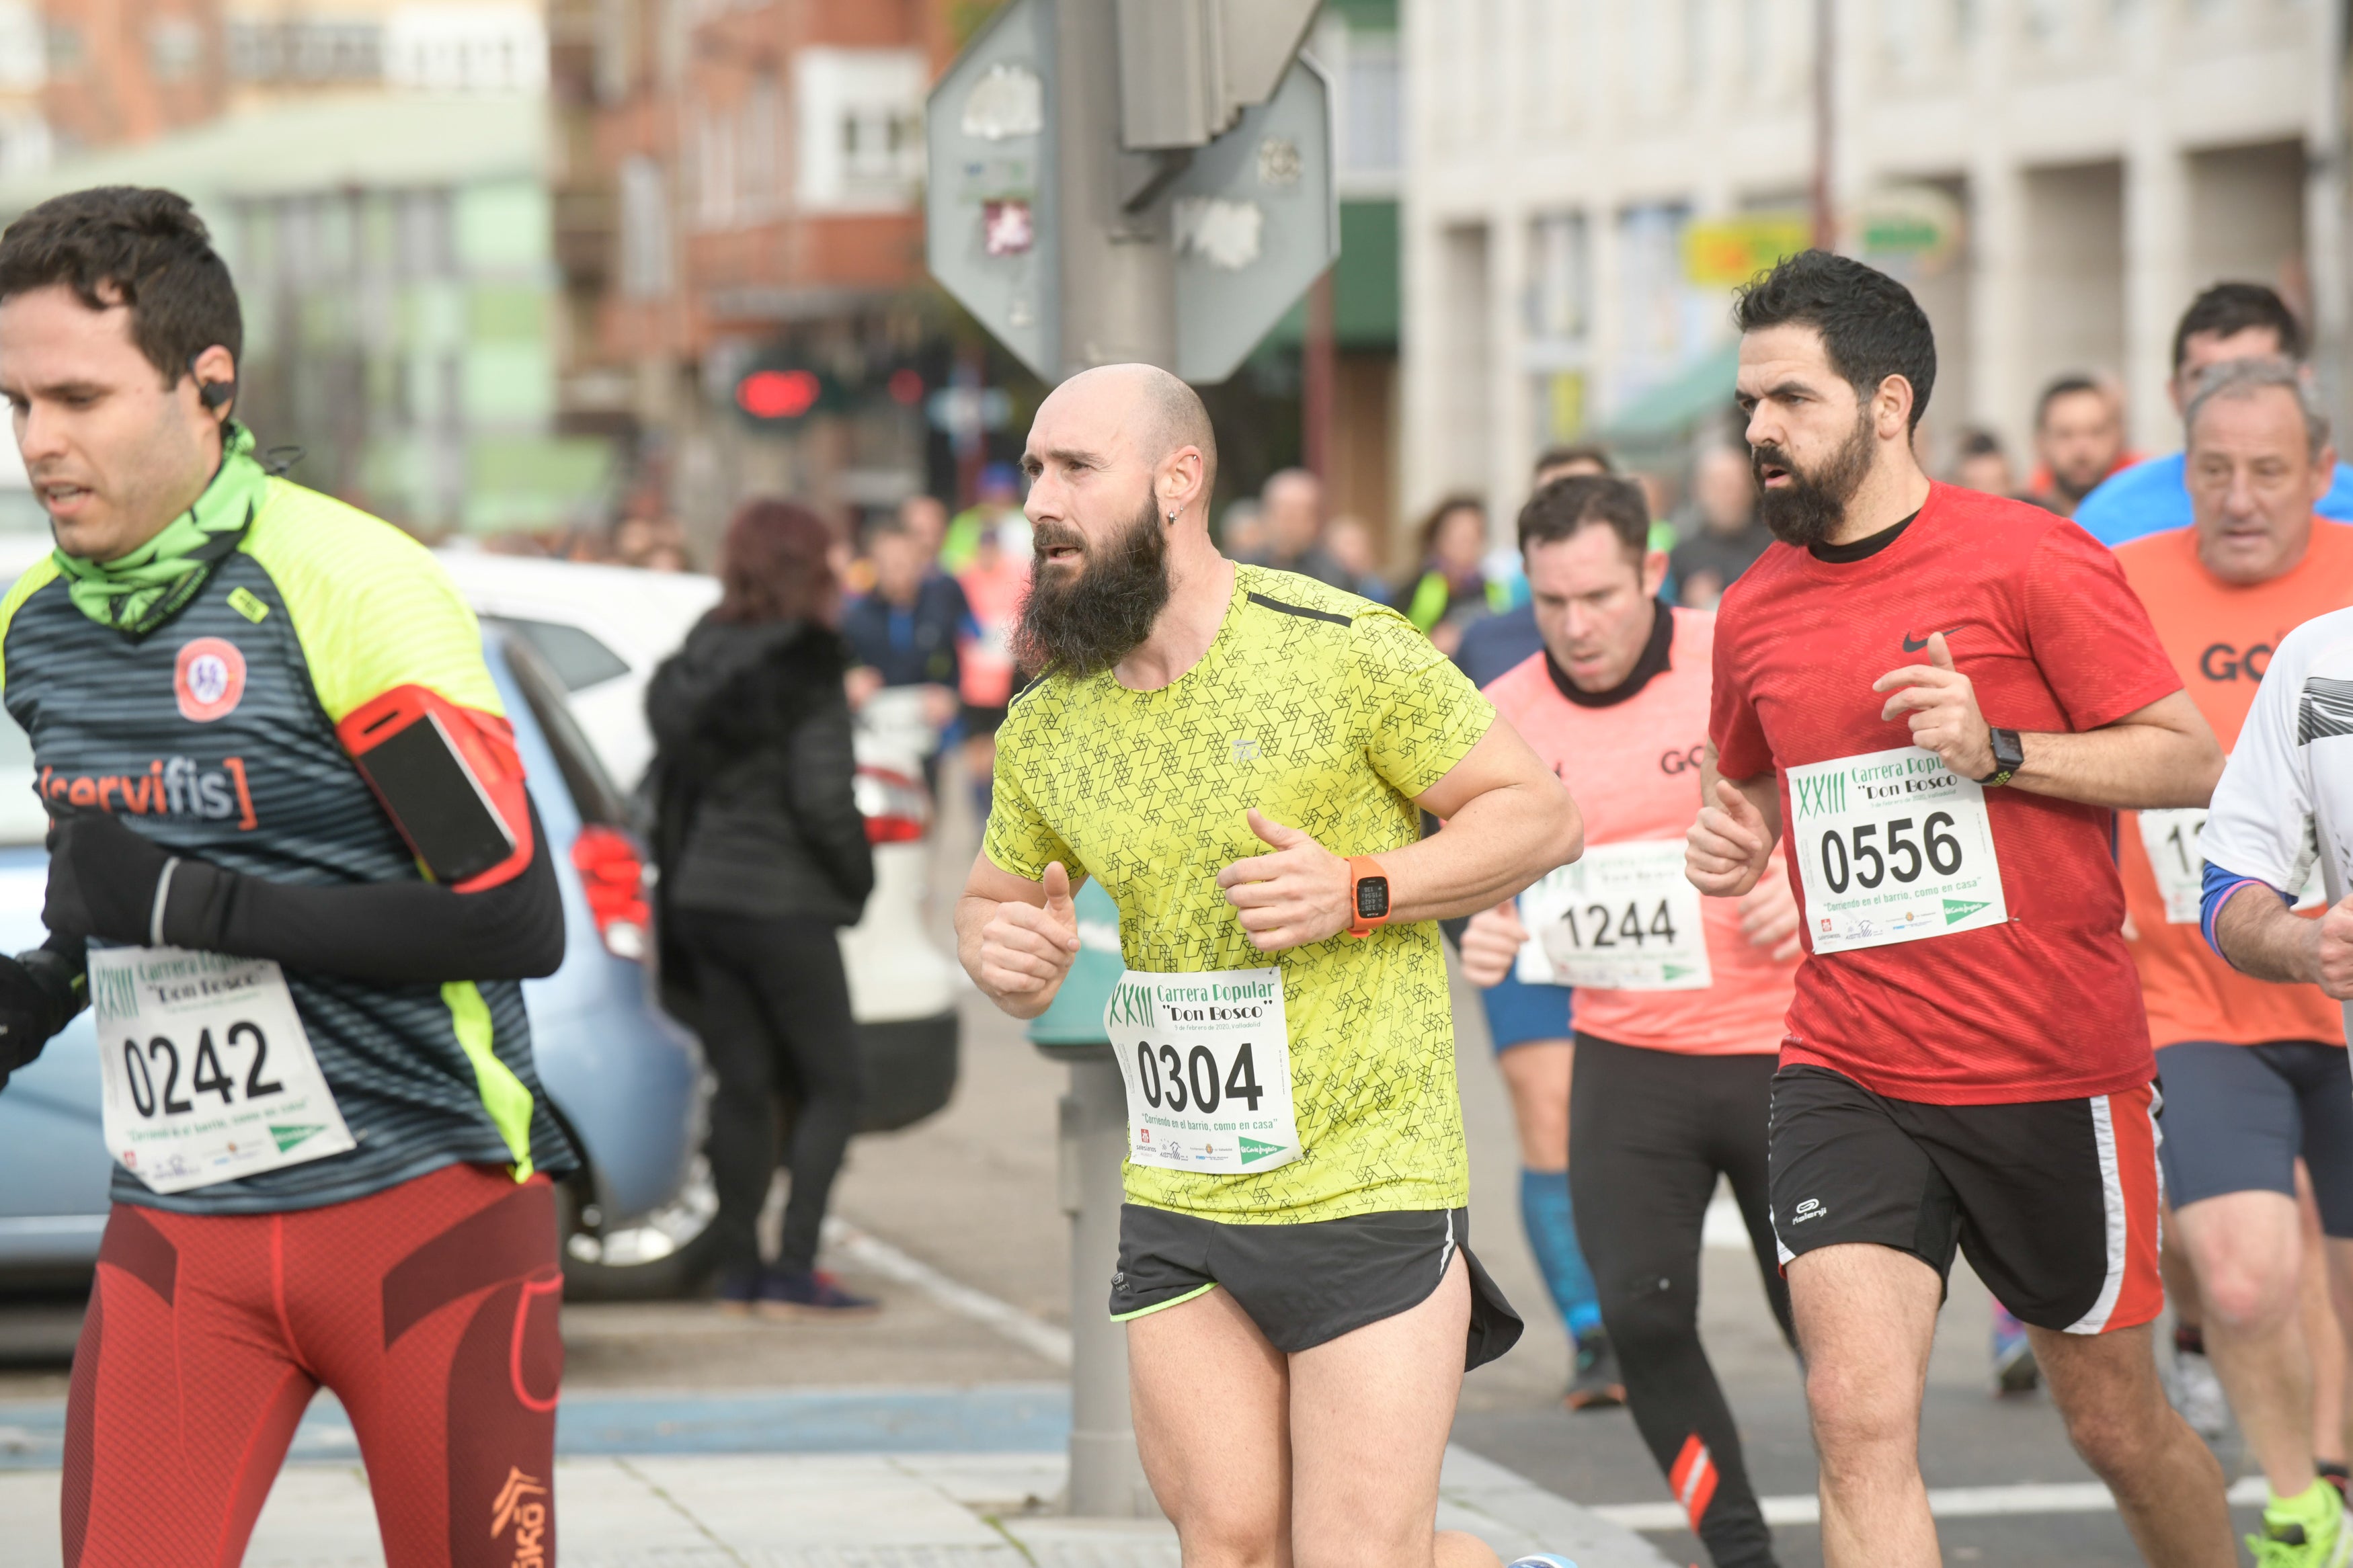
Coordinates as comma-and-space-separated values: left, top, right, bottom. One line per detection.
956, 365, 1584, 1568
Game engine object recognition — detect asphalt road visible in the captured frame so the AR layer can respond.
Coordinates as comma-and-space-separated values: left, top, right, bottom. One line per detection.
0, 792, 2273, 1565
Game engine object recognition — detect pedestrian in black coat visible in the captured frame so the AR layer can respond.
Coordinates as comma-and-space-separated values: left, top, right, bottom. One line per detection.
646, 499, 878, 1315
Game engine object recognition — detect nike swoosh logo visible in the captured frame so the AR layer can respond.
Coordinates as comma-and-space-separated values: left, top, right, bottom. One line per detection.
1903, 628, 1962, 653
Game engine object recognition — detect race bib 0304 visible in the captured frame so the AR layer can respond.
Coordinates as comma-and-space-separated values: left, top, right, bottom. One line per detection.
1786, 746, 2008, 954
1105, 967, 1300, 1175
1515, 839, 1711, 990
90, 946, 356, 1194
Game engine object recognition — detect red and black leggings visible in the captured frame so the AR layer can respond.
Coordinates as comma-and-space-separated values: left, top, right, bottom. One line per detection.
64, 1161, 562, 1568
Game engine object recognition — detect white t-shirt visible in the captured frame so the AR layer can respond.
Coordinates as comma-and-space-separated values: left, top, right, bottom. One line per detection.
2198, 607, 2353, 1036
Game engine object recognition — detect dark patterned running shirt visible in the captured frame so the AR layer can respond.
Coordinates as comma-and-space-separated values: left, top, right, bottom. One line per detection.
0, 470, 573, 1214
984, 565, 1494, 1222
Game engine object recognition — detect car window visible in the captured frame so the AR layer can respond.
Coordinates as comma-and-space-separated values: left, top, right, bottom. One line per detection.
499, 634, 631, 827
0, 713, 40, 845
483, 616, 631, 693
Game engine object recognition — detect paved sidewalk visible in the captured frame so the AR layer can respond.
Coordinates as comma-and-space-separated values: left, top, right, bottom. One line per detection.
0, 1443, 1669, 1568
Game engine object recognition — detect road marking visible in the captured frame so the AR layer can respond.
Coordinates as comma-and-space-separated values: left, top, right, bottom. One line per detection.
822, 1215, 1075, 1368
1594, 1475, 2269, 1530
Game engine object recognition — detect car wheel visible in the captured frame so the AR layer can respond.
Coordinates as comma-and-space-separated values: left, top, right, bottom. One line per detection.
556, 1156, 723, 1302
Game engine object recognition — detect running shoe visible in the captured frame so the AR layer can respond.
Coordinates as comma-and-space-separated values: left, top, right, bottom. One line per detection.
1991, 1303, 2040, 1395
2248, 1477, 2352, 1567
715, 1268, 764, 1315
1564, 1331, 1626, 1411
2324, 1462, 2350, 1503
760, 1268, 881, 1317
2171, 1339, 2233, 1441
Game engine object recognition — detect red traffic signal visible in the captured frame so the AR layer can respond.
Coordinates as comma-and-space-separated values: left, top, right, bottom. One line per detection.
735, 368, 822, 421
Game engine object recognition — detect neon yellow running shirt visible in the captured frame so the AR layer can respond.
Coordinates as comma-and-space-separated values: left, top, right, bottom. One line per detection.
985, 564, 1494, 1223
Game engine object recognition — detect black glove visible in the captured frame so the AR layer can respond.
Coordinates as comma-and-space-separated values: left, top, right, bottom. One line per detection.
0, 944, 83, 1089
44, 807, 177, 945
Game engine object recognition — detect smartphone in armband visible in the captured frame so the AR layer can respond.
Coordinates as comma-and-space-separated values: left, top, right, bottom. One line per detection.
346, 702, 518, 886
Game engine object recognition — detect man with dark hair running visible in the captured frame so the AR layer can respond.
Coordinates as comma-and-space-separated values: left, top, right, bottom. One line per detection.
1687, 249, 2235, 1565
1458, 472, 1802, 1567
959, 362, 1583, 1568
2077, 282, 2353, 546
0, 185, 571, 1567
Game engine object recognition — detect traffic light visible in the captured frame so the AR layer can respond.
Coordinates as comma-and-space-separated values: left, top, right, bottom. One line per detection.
734, 368, 824, 421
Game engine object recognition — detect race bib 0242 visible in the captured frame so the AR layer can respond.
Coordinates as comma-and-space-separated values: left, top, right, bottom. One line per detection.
90, 945, 356, 1194
1786, 745, 2008, 954
1105, 967, 1300, 1175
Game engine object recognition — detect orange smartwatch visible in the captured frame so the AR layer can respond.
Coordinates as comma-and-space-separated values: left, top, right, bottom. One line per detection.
1346, 856, 1392, 938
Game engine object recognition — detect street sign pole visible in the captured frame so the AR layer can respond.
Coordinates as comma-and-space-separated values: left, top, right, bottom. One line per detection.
1052, 0, 1176, 373
926, 0, 1332, 386
1054, 1048, 1156, 1516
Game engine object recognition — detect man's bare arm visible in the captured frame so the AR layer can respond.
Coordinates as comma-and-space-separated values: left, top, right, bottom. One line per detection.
1999, 692, 2223, 810
955, 854, 1082, 1020
1873, 632, 2221, 811
1215, 720, 1582, 952
1399, 720, 1585, 920
2213, 882, 2353, 999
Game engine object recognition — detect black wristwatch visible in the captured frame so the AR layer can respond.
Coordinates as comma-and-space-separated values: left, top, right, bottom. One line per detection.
1978, 727, 2024, 788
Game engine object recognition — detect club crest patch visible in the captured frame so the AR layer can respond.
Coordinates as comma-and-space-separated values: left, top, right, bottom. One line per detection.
175, 637, 247, 723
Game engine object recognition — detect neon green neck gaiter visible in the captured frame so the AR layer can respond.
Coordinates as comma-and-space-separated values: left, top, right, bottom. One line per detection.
52, 423, 268, 638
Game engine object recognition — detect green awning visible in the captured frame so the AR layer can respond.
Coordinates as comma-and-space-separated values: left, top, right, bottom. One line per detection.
1603, 339, 1740, 441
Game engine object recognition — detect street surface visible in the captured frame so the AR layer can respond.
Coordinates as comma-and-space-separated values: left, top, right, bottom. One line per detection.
0, 786, 2274, 1565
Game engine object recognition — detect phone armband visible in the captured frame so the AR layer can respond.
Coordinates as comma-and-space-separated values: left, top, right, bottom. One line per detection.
338, 686, 533, 891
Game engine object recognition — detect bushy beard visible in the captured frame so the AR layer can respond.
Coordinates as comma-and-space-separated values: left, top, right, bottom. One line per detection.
1014, 491, 1172, 678
1753, 409, 1876, 547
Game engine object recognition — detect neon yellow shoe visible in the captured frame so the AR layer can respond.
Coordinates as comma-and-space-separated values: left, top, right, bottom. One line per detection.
2249, 1479, 2353, 1568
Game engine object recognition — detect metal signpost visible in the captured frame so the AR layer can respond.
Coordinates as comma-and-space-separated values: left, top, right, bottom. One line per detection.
926, 0, 1335, 383
926, 0, 1332, 1524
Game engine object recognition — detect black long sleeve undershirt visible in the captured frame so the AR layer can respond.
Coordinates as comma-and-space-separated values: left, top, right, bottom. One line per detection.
157, 799, 568, 983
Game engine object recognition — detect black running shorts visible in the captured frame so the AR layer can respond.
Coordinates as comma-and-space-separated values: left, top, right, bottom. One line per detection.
2155, 1040, 2353, 1235
1108, 1203, 1523, 1368
1767, 1065, 2163, 1334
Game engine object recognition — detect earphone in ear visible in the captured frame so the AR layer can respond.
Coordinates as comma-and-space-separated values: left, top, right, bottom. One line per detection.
186, 352, 235, 414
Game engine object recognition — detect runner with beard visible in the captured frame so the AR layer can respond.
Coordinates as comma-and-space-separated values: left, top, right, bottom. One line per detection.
1686, 250, 2235, 1566
957, 363, 1584, 1568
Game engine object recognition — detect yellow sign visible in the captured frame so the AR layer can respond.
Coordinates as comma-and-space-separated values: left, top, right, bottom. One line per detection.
1682, 215, 1813, 289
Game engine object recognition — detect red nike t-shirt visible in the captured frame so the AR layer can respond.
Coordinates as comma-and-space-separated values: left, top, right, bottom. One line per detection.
1709, 483, 2183, 1104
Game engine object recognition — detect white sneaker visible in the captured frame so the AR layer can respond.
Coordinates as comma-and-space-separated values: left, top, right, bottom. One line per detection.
2171, 1344, 2232, 1441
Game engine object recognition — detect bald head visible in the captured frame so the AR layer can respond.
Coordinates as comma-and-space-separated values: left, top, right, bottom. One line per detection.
1042, 363, 1220, 496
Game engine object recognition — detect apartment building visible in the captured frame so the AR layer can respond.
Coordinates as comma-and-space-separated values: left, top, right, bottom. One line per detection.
1400, 0, 2338, 528
550, 0, 960, 548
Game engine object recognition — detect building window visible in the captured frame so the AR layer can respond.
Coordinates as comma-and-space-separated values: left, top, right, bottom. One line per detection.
793, 47, 924, 213
619, 155, 672, 296
228, 20, 383, 83
1341, 32, 1401, 182
43, 20, 80, 76
383, 5, 547, 93
148, 16, 204, 81
744, 75, 779, 216
397, 189, 452, 278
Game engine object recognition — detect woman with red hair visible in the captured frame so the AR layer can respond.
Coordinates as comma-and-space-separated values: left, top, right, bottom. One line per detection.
646, 499, 878, 1314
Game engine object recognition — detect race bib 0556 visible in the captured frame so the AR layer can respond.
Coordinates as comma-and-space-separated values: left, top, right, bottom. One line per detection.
1786, 746, 2008, 954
